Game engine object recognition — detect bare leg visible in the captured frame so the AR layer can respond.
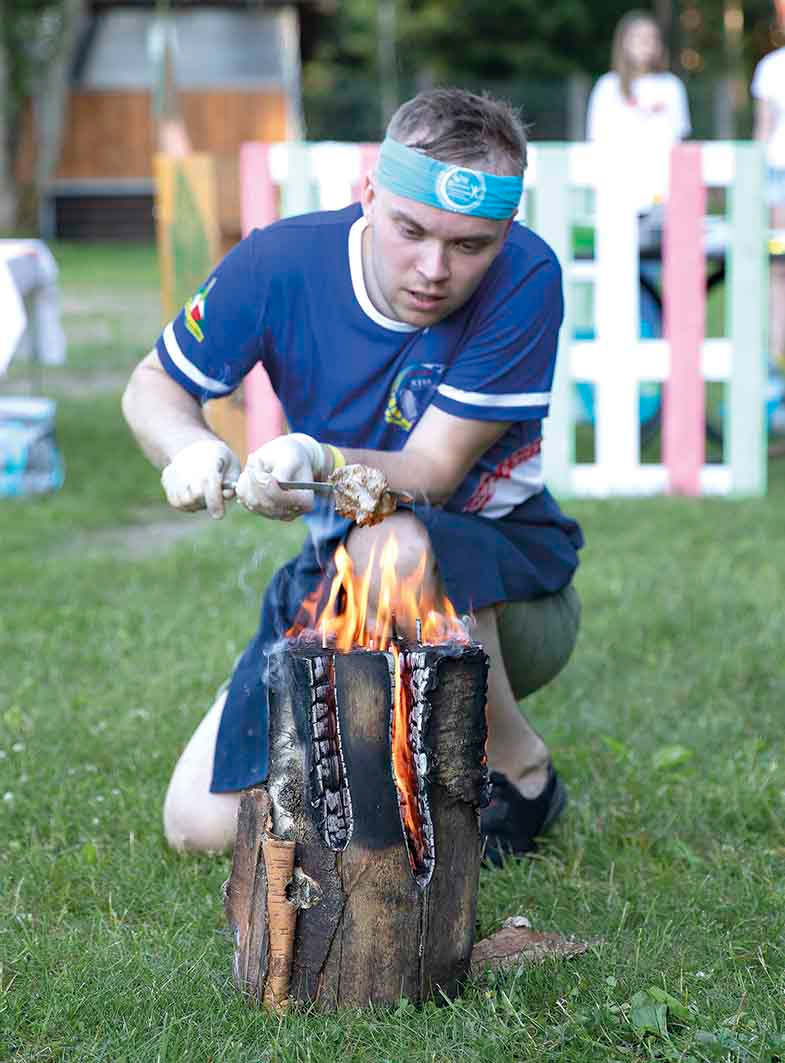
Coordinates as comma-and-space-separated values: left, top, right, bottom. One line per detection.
473, 605, 550, 797
163, 689, 241, 852
346, 513, 551, 798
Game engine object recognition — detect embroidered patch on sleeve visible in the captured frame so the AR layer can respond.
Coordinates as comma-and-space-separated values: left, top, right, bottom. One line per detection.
184, 277, 216, 343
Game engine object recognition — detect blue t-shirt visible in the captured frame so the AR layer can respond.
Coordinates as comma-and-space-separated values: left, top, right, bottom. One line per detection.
156, 204, 564, 534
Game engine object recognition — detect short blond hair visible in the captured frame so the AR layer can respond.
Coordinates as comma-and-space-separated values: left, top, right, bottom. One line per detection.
387, 88, 527, 178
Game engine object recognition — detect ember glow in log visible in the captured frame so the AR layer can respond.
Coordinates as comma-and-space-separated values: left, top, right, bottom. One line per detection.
225, 533, 489, 1010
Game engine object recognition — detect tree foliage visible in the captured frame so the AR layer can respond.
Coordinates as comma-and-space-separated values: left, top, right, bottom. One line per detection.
399, 0, 625, 79
302, 0, 785, 140
303, 0, 635, 138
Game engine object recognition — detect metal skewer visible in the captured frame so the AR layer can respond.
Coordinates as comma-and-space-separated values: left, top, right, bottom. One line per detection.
222, 479, 414, 504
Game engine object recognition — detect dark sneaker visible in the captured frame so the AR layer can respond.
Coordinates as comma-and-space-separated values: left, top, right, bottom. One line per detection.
480, 763, 567, 867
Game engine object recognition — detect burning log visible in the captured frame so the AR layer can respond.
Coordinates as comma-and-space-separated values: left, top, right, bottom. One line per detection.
225, 632, 489, 1010
224, 531, 491, 1009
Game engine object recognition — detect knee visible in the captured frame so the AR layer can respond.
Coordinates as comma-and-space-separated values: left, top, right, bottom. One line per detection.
345, 512, 437, 602
160, 690, 239, 852
499, 584, 581, 701
163, 778, 239, 853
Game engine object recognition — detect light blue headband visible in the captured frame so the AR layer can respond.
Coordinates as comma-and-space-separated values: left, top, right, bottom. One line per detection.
376, 137, 523, 220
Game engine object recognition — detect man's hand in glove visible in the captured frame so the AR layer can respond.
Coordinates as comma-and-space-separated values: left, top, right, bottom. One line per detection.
235, 433, 326, 520
161, 439, 240, 519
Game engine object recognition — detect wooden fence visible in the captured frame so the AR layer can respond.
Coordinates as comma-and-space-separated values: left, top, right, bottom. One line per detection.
154, 152, 247, 457
528, 142, 767, 498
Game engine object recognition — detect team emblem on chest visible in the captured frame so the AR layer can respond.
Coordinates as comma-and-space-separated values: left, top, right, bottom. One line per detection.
385, 363, 443, 431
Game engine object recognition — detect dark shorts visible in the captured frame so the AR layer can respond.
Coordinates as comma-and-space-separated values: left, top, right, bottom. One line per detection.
211, 489, 584, 793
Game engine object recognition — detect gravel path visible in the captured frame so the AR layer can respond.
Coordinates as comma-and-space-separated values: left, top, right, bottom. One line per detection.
57, 509, 216, 560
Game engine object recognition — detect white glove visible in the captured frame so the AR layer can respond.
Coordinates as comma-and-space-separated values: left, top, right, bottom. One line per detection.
161, 439, 240, 519
235, 432, 325, 521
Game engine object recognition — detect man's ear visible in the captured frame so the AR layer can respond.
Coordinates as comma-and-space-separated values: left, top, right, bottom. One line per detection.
360, 173, 376, 219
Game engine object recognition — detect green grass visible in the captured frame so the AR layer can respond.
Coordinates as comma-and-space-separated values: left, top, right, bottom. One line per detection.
4, 242, 163, 391
2, 243, 785, 1062
49, 242, 162, 290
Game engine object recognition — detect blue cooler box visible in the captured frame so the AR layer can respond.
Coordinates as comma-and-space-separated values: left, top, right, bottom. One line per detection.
0, 396, 65, 497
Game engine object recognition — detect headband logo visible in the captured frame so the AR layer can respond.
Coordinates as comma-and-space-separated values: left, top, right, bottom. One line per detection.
435, 167, 487, 213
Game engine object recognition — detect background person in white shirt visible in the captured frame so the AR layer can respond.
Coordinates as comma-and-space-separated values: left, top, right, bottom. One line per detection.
752, 0, 785, 369
587, 11, 691, 216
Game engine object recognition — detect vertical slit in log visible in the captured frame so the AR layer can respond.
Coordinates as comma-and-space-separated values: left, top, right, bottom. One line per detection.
391, 647, 435, 889
306, 653, 353, 851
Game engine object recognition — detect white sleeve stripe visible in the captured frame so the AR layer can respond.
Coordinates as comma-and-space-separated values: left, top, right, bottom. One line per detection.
163, 322, 233, 395
437, 383, 550, 408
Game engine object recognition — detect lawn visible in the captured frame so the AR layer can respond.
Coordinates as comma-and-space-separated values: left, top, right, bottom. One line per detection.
2, 242, 785, 1062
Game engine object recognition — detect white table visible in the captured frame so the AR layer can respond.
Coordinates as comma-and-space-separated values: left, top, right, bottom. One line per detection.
0, 239, 66, 376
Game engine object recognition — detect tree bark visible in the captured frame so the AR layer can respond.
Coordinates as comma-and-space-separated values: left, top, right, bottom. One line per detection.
33, 0, 86, 205
225, 643, 489, 1011
0, 33, 17, 231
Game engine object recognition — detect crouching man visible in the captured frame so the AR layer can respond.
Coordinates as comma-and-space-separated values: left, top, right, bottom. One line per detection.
122, 88, 584, 866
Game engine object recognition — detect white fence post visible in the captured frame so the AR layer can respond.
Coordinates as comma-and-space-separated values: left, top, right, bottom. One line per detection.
536, 145, 574, 495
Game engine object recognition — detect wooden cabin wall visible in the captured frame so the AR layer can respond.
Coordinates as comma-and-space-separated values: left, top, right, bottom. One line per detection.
57, 92, 153, 179
16, 89, 288, 182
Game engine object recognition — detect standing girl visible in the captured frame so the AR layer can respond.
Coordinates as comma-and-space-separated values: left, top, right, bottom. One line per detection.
587, 11, 691, 215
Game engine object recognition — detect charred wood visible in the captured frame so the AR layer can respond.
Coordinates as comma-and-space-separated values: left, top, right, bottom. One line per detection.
224, 641, 489, 1011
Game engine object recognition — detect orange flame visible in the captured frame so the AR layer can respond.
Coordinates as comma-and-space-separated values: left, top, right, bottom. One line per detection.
390, 640, 425, 870
287, 532, 468, 652
287, 530, 468, 876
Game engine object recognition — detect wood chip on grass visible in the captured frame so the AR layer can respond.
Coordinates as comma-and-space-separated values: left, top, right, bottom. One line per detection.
471, 916, 592, 974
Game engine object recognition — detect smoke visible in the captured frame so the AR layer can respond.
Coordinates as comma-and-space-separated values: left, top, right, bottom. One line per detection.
236, 543, 270, 602
262, 637, 293, 691
417, 637, 476, 658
